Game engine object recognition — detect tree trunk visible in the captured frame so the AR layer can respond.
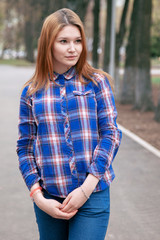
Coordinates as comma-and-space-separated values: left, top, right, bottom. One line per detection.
120, 0, 138, 104
24, 0, 35, 62
67, 0, 90, 22
155, 94, 160, 122
24, 19, 34, 62
92, 0, 100, 68
115, 0, 130, 68
133, 0, 153, 111
120, 0, 153, 111
103, 0, 112, 72
75, 0, 90, 22
114, 0, 130, 100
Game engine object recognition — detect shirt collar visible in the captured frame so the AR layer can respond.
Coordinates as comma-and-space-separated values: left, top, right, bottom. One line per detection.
52, 66, 76, 81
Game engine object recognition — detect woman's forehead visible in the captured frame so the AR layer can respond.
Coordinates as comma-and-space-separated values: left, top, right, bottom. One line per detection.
56, 25, 81, 38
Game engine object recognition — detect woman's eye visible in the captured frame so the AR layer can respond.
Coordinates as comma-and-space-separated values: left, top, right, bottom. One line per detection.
76, 39, 82, 43
60, 40, 67, 43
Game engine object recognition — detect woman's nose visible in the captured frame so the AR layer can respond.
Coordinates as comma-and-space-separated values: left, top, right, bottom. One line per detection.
68, 42, 75, 52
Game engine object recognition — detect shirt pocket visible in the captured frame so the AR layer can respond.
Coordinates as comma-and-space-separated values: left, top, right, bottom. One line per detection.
73, 89, 95, 97
72, 89, 97, 115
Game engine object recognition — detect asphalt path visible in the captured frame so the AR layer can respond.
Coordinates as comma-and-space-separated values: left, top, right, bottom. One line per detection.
0, 65, 159, 240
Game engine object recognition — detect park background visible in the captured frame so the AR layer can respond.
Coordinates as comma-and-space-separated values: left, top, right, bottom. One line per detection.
0, 0, 160, 149
0, 0, 160, 239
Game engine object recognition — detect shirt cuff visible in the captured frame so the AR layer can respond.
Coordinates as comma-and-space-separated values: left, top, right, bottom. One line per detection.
88, 163, 104, 180
25, 174, 41, 190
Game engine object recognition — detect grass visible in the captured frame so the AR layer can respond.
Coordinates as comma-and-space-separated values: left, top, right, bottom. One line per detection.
0, 59, 35, 67
152, 76, 160, 85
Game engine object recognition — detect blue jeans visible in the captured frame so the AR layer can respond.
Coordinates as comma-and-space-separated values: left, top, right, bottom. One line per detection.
33, 187, 110, 240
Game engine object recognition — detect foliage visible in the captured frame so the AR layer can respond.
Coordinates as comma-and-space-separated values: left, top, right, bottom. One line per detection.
151, 36, 160, 57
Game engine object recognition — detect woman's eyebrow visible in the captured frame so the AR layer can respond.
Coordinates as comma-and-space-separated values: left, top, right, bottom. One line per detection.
57, 36, 82, 40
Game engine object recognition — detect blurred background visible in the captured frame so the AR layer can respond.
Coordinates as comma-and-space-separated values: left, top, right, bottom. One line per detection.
0, 1, 160, 239
0, 0, 159, 150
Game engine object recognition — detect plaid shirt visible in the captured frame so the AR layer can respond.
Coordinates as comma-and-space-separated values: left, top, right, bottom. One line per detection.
17, 67, 122, 198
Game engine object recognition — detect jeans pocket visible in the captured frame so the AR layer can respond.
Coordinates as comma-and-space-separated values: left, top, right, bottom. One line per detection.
80, 187, 110, 217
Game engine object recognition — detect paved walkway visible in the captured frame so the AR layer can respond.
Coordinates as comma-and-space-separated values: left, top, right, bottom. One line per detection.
107, 135, 160, 240
0, 65, 160, 240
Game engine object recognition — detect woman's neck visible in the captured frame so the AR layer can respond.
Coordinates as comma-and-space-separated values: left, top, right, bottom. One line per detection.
53, 65, 72, 74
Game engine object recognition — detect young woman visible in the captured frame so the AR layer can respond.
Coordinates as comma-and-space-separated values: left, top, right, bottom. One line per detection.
17, 8, 122, 240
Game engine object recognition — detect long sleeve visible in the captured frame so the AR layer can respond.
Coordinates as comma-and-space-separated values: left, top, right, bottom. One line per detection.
88, 75, 122, 180
16, 86, 40, 190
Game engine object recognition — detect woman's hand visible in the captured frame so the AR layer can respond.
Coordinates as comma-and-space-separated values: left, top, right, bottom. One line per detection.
33, 192, 78, 220
61, 173, 99, 213
61, 187, 88, 213
30, 173, 99, 218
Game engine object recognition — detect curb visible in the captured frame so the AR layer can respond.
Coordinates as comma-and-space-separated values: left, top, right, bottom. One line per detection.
118, 124, 160, 158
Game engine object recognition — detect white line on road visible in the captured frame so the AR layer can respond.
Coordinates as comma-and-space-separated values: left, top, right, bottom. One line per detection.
118, 124, 160, 158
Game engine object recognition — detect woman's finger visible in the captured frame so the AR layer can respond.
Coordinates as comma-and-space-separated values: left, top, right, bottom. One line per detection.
61, 204, 73, 213
57, 209, 78, 219
61, 198, 77, 213
60, 194, 72, 209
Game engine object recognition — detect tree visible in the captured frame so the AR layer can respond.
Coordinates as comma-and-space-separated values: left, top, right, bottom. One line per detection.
120, 0, 138, 104
114, 0, 130, 100
151, 35, 160, 57
1, 0, 90, 62
67, 0, 90, 22
103, 0, 130, 100
150, 0, 160, 57
24, 0, 35, 62
103, 0, 112, 72
133, 0, 153, 110
115, 0, 130, 68
0, 0, 24, 58
92, 0, 100, 68
23, 0, 90, 62
155, 95, 160, 122
120, 0, 153, 111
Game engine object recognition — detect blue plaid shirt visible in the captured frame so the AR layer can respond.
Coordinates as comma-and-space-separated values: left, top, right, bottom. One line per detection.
17, 67, 122, 198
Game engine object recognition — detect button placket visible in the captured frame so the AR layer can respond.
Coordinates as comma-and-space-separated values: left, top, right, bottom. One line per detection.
59, 76, 77, 177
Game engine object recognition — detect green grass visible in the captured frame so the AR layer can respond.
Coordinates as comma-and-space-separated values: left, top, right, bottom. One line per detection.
0, 59, 35, 67
152, 76, 160, 85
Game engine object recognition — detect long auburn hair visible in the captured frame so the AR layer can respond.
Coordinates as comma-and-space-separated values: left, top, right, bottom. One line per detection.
25, 8, 112, 95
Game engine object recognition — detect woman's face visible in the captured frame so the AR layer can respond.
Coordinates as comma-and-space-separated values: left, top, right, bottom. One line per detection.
52, 25, 83, 74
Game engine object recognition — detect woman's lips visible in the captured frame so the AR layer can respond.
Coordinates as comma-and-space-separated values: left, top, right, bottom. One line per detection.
65, 56, 77, 59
